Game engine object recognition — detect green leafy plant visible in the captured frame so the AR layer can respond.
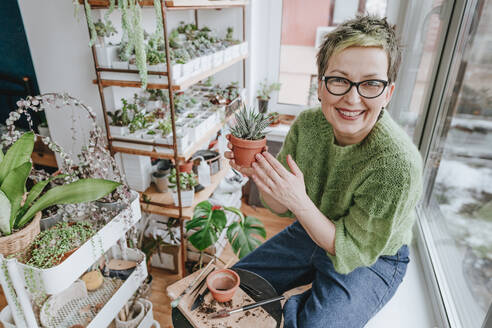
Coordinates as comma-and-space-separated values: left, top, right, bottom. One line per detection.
108, 99, 134, 127
167, 169, 197, 191
24, 221, 96, 269
0, 132, 120, 236
186, 201, 266, 259
229, 106, 270, 140
94, 19, 117, 40
157, 119, 172, 136
257, 79, 281, 100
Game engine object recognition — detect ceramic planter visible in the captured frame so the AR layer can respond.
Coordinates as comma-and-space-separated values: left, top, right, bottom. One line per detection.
172, 64, 182, 82
258, 97, 270, 114
213, 50, 224, 67
110, 125, 129, 136
115, 300, 145, 328
182, 61, 194, 78
171, 189, 194, 207
148, 63, 166, 72
151, 172, 169, 193
224, 47, 233, 62
191, 58, 201, 74
200, 55, 212, 71
112, 60, 129, 69
230, 135, 267, 167
38, 125, 50, 137
206, 269, 240, 303
240, 41, 248, 55
95, 44, 118, 67
40, 211, 63, 231
230, 44, 241, 58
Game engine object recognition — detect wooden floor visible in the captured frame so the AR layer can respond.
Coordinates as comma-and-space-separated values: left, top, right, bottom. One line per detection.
0, 201, 297, 328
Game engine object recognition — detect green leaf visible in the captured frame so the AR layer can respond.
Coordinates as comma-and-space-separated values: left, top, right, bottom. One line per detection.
16, 178, 120, 229
186, 200, 226, 252
188, 227, 218, 251
16, 174, 68, 224
0, 190, 11, 235
193, 201, 212, 218
0, 132, 35, 185
227, 216, 266, 259
0, 162, 32, 232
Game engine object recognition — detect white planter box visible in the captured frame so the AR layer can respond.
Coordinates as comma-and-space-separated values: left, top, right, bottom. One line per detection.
148, 63, 166, 72
113, 131, 153, 151
109, 125, 129, 136
240, 41, 248, 56
112, 60, 129, 69
190, 58, 201, 74
224, 47, 233, 62
213, 50, 224, 67
171, 189, 194, 207
95, 44, 118, 67
15, 193, 141, 295
172, 64, 182, 82
129, 63, 138, 70
181, 62, 194, 79
200, 55, 212, 72
230, 44, 241, 58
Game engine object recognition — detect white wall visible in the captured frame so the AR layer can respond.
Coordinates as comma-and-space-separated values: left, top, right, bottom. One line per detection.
17, 0, 267, 163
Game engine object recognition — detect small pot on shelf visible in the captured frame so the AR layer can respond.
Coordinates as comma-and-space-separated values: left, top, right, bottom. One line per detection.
257, 96, 270, 114
151, 172, 169, 193
0, 212, 41, 257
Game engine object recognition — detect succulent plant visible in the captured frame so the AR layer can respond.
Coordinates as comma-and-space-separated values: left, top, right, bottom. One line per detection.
230, 106, 270, 140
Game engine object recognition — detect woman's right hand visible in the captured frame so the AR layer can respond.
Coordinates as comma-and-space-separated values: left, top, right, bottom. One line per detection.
224, 134, 266, 177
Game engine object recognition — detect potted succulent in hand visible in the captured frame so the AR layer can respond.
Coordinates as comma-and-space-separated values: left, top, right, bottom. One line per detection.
229, 106, 270, 167
0, 132, 120, 256
186, 200, 266, 263
167, 169, 198, 207
257, 79, 281, 114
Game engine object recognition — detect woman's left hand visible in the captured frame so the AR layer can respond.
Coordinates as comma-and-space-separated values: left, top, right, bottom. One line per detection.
251, 152, 308, 212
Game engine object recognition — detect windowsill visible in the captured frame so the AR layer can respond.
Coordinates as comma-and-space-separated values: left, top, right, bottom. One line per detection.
366, 241, 439, 327
266, 123, 290, 143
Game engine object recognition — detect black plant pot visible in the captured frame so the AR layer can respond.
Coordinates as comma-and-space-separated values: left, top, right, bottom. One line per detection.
257, 97, 269, 114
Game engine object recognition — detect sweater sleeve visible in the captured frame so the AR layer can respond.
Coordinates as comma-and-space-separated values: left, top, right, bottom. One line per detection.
259, 117, 300, 218
326, 158, 422, 274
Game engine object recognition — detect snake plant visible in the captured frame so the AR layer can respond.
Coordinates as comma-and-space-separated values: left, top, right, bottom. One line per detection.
0, 132, 120, 236
229, 106, 270, 141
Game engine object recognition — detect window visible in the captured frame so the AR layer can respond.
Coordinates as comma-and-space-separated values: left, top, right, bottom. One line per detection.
418, 0, 492, 326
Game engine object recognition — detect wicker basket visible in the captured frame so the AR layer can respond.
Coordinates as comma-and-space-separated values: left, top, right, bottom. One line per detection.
0, 212, 41, 257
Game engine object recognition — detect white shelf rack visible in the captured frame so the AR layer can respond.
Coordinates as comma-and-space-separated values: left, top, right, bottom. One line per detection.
0, 191, 154, 328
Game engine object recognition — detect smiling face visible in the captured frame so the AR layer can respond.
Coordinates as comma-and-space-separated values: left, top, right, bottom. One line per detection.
318, 46, 395, 146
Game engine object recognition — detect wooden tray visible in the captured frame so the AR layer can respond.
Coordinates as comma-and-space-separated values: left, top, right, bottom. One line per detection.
167, 267, 276, 328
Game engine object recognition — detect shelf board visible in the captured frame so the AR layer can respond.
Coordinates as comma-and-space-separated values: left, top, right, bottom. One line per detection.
80, 0, 247, 8
95, 54, 247, 90
141, 159, 230, 219
111, 115, 231, 161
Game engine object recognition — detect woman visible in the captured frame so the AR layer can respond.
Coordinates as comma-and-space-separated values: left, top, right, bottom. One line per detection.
225, 15, 423, 328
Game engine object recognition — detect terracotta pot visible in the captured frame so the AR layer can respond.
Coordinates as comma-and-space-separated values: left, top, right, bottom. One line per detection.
229, 135, 267, 168
206, 269, 240, 303
178, 161, 193, 173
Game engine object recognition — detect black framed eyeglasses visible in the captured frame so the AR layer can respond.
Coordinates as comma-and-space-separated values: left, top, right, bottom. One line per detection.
321, 76, 389, 99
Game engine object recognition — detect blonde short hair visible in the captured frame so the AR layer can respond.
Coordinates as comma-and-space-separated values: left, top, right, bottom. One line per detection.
317, 15, 402, 83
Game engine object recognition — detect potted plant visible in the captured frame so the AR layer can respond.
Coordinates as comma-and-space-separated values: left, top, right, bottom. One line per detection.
167, 169, 197, 207
257, 79, 281, 114
229, 106, 270, 167
268, 111, 281, 126
186, 200, 266, 264
22, 221, 96, 269
108, 99, 133, 136
93, 19, 118, 67
0, 132, 120, 256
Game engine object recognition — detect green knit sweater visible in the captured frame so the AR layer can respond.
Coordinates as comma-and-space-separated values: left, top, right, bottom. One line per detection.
266, 108, 423, 274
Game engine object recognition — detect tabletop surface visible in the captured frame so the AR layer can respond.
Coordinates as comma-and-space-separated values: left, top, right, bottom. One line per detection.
172, 268, 283, 328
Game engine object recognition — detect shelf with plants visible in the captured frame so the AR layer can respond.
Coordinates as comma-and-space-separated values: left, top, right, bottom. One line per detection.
0, 94, 150, 327
140, 158, 230, 219
94, 53, 247, 90
83, 0, 247, 275
80, 0, 248, 9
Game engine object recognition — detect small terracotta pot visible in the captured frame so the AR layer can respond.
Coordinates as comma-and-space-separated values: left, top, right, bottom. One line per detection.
178, 161, 193, 173
206, 269, 240, 303
229, 135, 267, 168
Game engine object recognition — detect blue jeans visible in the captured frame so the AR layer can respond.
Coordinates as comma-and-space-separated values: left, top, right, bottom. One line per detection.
233, 220, 409, 328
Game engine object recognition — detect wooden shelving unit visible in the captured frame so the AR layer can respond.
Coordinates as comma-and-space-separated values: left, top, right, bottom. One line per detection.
84, 0, 247, 275
141, 159, 230, 219
94, 55, 247, 91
